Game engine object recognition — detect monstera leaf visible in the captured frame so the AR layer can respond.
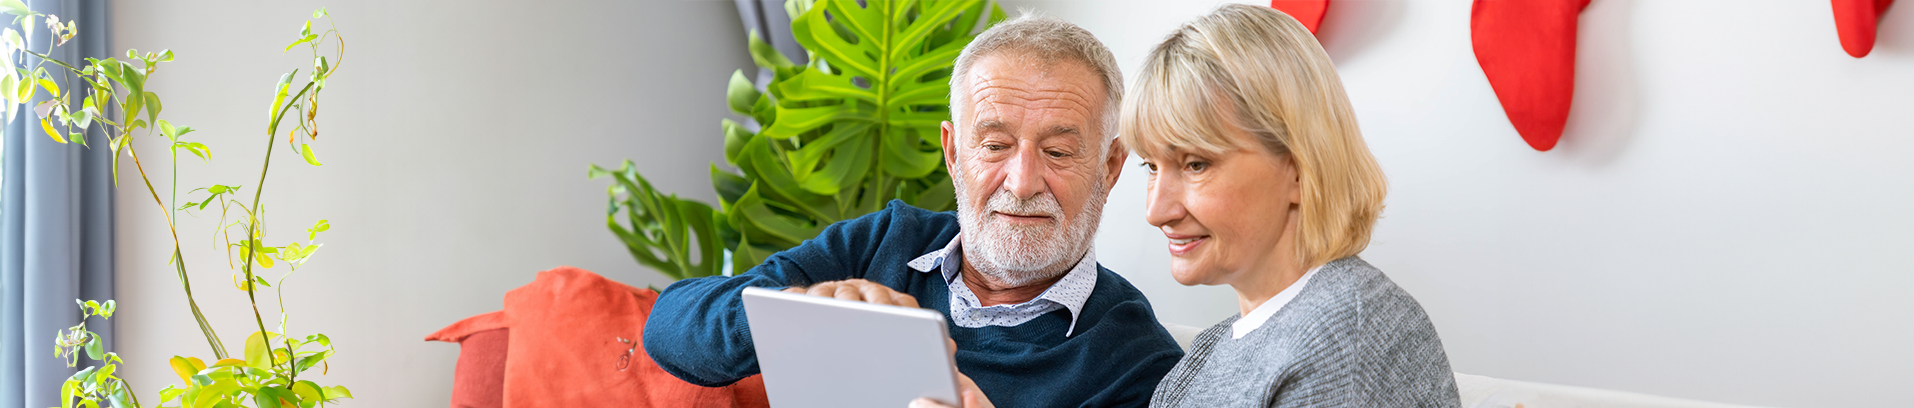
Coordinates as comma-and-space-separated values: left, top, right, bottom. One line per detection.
593, 0, 1003, 281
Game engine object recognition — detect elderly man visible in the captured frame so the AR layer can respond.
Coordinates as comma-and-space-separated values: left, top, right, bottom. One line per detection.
644, 15, 1183, 407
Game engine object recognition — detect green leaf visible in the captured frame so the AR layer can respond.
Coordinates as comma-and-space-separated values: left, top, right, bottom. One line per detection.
746, 31, 795, 69
100, 300, 114, 318
143, 91, 161, 125
299, 143, 322, 166
283, 33, 318, 53
84, 336, 103, 360
291, 381, 323, 403
267, 71, 294, 133
725, 70, 759, 115
323, 385, 352, 400
308, 219, 329, 240
0, 0, 30, 17
243, 331, 280, 370
169, 356, 205, 382
41, 118, 64, 143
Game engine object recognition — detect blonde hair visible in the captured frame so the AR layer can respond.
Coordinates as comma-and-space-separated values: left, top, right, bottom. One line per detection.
1119, 4, 1387, 268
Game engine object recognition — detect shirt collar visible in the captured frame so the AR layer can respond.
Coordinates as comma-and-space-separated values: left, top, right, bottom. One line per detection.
908, 234, 1100, 335
1229, 263, 1324, 339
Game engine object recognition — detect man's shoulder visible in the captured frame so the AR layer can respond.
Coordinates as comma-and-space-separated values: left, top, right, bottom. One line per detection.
825, 199, 960, 245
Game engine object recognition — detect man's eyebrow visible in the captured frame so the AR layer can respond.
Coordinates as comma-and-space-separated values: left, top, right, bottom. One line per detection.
972, 120, 1007, 133
1043, 125, 1082, 136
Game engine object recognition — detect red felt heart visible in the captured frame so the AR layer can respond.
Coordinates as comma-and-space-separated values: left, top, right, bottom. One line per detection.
1471, 0, 1591, 152
1833, 0, 1897, 58
1271, 0, 1331, 34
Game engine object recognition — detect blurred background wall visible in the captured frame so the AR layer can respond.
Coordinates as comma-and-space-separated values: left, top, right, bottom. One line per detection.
109, 0, 1912, 407
111, 1, 745, 407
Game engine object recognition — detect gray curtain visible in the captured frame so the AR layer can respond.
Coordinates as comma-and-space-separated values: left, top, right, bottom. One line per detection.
734, 0, 806, 86
0, 1, 113, 408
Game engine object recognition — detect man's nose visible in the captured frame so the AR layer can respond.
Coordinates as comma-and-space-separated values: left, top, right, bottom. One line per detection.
1144, 173, 1186, 227
1002, 145, 1046, 200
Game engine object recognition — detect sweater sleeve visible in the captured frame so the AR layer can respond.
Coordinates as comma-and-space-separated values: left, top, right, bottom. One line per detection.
1349, 279, 1462, 408
642, 205, 899, 387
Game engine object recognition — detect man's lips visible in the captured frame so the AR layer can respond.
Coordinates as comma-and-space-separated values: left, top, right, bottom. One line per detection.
1164, 233, 1208, 255
992, 211, 1054, 223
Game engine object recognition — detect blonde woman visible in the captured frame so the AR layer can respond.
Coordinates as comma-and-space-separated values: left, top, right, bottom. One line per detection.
1126, 4, 1459, 407
915, 5, 1459, 408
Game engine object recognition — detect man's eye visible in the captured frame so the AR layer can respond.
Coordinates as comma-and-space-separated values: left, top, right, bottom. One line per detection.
982, 144, 1007, 151
1046, 150, 1069, 158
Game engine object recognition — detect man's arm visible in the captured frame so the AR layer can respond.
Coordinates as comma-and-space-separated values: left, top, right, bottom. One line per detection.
641, 206, 898, 386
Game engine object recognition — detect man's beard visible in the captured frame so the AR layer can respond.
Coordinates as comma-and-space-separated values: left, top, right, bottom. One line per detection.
954, 174, 1108, 288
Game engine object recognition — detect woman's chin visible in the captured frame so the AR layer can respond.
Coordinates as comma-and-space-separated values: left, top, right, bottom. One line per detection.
1168, 263, 1217, 286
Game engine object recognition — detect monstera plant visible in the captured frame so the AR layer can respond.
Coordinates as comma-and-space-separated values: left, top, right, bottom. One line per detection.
592, 0, 1004, 280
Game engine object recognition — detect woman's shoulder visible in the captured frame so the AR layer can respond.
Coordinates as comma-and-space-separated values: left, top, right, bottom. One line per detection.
1284, 256, 1440, 335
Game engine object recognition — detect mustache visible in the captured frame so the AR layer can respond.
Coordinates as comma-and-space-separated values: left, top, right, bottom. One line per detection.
984, 189, 1062, 218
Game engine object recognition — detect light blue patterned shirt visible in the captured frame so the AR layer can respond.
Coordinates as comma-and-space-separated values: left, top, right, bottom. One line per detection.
906, 234, 1099, 336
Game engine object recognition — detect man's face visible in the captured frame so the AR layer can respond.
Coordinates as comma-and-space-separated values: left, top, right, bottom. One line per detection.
940, 54, 1126, 286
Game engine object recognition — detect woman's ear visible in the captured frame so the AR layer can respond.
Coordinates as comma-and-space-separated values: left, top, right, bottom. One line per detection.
1284, 155, 1303, 204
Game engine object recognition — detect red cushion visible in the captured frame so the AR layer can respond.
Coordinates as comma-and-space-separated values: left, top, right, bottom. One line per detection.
428, 266, 768, 408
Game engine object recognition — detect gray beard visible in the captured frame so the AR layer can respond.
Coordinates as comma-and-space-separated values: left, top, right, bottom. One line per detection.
953, 174, 1108, 288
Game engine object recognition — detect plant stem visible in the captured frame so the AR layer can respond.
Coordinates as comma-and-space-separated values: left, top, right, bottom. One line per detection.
238, 82, 314, 386
126, 141, 229, 359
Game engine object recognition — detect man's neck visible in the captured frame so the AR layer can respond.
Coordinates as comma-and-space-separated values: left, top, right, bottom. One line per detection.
958, 258, 1070, 307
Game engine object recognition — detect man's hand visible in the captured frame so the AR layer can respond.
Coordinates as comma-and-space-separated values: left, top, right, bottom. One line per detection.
782, 279, 919, 308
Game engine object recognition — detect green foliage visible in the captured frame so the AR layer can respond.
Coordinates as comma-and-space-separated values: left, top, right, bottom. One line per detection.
7, 4, 354, 407
591, 0, 1003, 281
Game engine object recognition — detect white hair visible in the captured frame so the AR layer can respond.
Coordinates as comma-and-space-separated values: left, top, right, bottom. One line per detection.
949, 13, 1123, 150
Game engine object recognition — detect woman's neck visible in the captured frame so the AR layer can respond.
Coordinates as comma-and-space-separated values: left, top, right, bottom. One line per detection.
1230, 213, 1308, 317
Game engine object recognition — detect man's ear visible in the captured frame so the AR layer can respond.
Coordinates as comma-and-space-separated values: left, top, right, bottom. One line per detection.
941, 120, 960, 172
1103, 137, 1129, 188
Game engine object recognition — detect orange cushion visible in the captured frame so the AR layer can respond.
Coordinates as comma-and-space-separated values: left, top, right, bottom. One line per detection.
428, 266, 768, 408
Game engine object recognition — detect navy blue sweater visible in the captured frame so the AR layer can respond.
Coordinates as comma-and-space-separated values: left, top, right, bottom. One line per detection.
644, 200, 1184, 407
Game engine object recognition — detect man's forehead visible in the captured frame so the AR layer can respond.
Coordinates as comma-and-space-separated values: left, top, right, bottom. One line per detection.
961, 55, 1105, 131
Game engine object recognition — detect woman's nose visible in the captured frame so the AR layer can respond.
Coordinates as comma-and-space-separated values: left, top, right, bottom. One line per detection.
1144, 174, 1186, 227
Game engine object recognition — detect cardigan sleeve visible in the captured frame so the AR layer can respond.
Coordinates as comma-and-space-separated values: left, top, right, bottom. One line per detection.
1346, 274, 1462, 408
642, 204, 901, 386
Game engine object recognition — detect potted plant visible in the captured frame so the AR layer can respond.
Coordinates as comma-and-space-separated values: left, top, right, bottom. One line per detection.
10, 2, 356, 406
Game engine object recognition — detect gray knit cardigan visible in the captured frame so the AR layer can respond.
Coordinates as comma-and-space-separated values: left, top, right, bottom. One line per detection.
1149, 256, 1461, 408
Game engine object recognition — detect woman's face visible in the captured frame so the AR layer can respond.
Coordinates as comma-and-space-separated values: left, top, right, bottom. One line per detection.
1140, 127, 1301, 287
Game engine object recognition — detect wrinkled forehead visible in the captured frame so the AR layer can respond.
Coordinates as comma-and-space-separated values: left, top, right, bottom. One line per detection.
958, 53, 1109, 134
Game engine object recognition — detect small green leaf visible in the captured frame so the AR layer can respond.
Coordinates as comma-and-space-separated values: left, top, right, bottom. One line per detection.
142, 91, 160, 124
0, 0, 29, 17
268, 71, 294, 132
100, 300, 114, 318
300, 143, 322, 166
323, 385, 352, 400
725, 70, 759, 115
84, 336, 103, 360
313, 7, 328, 18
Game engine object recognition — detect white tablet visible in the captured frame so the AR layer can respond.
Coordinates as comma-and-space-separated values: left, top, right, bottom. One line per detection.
741, 286, 961, 408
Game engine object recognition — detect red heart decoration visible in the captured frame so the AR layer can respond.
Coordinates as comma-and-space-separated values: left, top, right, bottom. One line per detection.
1833, 0, 1896, 58
1271, 0, 1331, 35
1471, 0, 1592, 152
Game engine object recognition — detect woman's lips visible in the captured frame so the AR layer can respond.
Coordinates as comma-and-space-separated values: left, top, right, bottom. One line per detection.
1166, 235, 1208, 255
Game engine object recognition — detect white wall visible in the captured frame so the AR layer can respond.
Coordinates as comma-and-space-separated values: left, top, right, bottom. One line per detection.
1010, 0, 1914, 407
110, 1, 747, 407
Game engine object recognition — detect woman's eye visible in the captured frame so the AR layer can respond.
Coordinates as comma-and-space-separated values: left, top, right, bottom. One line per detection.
1185, 161, 1209, 173
1139, 161, 1159, 174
